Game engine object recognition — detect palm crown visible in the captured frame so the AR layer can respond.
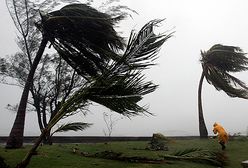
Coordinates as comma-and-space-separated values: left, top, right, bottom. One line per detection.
200, 44, 248, 98
35, 4, 172, 117
36, 4, 125, 78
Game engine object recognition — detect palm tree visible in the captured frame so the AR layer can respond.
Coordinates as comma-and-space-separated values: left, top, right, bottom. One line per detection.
15, 19, 172, 168
198, 44, 248, 138
6, 3, 128, 149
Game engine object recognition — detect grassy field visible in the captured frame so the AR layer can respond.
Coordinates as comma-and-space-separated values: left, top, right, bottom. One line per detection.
0, 137, 248, 168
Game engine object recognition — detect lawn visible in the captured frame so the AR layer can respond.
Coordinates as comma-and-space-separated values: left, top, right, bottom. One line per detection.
0, 137, 248, 168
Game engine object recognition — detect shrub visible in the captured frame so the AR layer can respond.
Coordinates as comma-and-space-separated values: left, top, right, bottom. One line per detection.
147, 133, 169, 151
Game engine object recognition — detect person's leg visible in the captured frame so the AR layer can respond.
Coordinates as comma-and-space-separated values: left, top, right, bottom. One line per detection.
219, 141, 226, 150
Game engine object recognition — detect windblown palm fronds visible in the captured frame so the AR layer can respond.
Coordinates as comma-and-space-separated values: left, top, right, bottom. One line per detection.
51, 122, 92, 136
201, 44, 248, 98
46, 71, 155, 127
110, 19, 173, 74
36, 3, 125, 78
49, 19, 172, 118
121, 19, 172, 70
87, 72, 156, 116
33, 7, 172, 120
85, 20, 172, 116
161, 148, 228, 166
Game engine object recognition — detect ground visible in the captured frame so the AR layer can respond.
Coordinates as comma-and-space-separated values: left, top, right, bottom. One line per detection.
0, 137, 247, 168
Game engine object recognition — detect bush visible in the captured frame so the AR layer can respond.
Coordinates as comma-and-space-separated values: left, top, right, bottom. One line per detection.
147, 133, 169, 151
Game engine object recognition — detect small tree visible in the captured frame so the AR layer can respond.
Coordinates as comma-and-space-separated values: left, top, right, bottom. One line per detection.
103, 112, 123, 137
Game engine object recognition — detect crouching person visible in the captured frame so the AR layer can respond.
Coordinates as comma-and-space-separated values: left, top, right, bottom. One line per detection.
213, 122, 228, 150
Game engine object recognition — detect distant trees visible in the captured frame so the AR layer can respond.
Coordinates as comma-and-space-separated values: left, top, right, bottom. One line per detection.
0, 52, 92, 144
4, 0, 92, 149
198, 44, 248, 138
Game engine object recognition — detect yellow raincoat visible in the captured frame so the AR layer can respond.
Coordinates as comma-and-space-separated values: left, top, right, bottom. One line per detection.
213, 122, 228, 144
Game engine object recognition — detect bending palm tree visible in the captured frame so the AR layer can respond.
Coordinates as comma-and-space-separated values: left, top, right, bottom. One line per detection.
198, 44, 248, 138
15, 18, 172, 168
6, 3, 127, 149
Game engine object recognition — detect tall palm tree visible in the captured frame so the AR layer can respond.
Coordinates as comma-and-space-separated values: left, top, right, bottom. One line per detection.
198, 44, 248, 138
6, 3, 128, 149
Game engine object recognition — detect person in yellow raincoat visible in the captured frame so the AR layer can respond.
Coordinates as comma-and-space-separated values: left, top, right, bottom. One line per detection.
213, 122, 228, 150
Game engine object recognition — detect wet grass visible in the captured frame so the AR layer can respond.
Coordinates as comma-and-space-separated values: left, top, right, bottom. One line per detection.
0, 137, 248, 168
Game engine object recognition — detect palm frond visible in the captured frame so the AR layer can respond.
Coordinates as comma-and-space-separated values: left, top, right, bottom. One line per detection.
204, 66, 248, 98
172, 148, 203, 156
162, 148, 227, 166
201, 44, 248, 99
87, 72, 157, 116
51, 122, 92, 135
201, 44, 248, 72
119, 19, 173, 71
49, 71, 156, 119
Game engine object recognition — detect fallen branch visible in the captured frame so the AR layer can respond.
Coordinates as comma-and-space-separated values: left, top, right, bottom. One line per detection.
72, 147, 228, 167
160, 148, 228, 167
73, 149, 169, 164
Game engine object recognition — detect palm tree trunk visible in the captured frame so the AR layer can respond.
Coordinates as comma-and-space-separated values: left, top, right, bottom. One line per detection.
15, 128, 49, 168
5, 38, 48, 149
198, 71, 208, 138
16, 109, 61, 168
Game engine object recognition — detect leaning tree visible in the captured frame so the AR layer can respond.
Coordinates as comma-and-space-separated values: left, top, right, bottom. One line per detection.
16, 17, 172, 167
6, 2, 135, 148
198, 44, 248, 138
4, 0, 137, 147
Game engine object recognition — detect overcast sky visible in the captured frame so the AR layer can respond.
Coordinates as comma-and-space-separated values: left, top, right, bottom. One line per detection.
1, 0, 248, 137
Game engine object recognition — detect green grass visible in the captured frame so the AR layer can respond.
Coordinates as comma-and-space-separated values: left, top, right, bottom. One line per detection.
0, 138, 248, 168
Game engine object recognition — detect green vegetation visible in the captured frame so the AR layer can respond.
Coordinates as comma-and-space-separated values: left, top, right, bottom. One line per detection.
1, 138, 247, 168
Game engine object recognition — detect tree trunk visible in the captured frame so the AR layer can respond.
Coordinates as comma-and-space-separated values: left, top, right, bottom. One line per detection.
15, 128, 49, 168
42, 129, 53, 145
5, 38, 48, 149
16, 110, 61, 168
198, 71, 208, 138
